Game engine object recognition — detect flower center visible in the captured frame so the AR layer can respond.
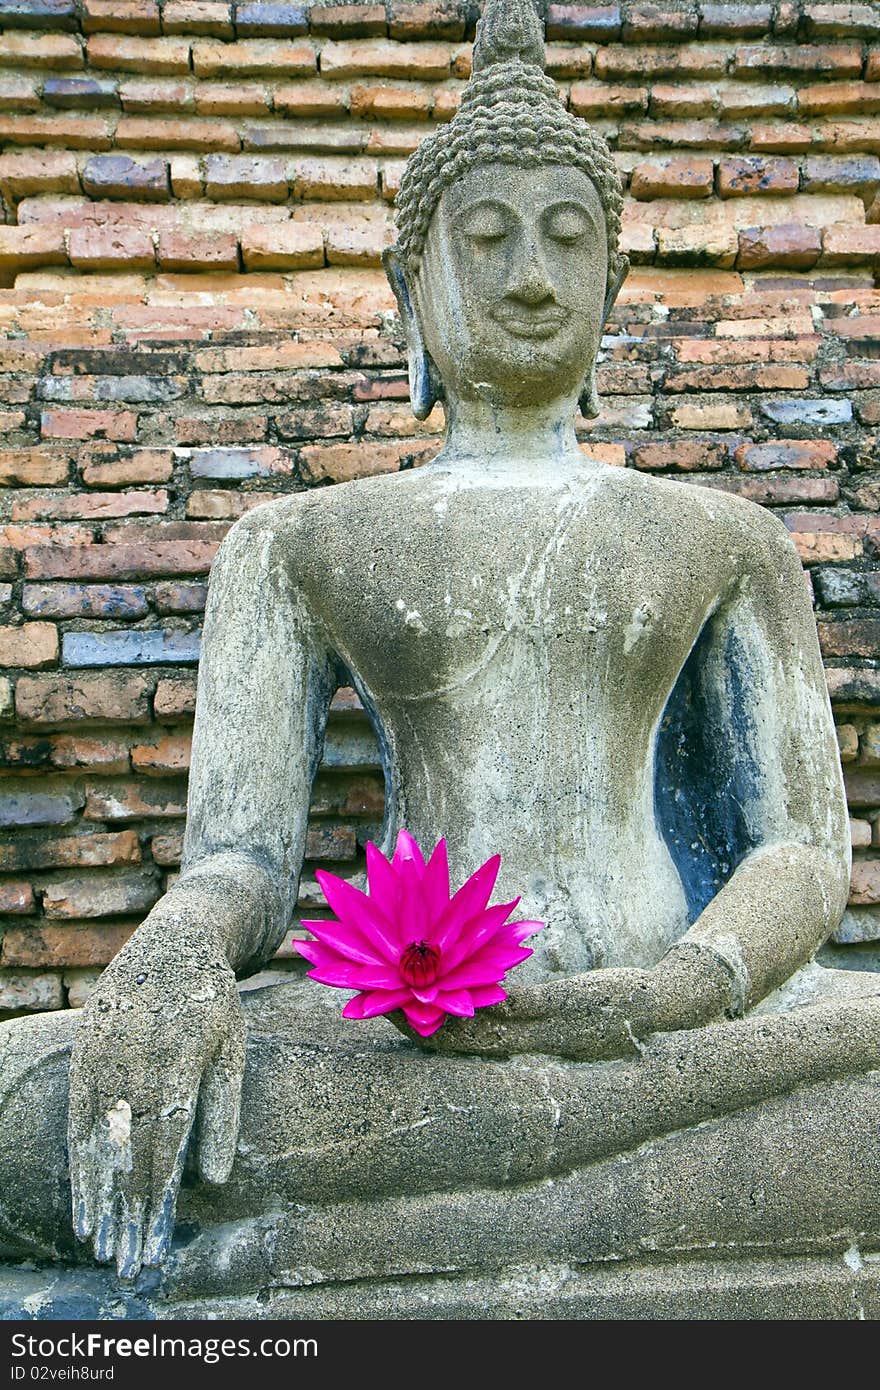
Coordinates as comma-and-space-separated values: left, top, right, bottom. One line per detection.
400, 940, 441, 987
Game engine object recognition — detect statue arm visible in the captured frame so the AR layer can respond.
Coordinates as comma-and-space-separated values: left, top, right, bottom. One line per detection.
68, 506, 338, 1278
651, 510, 851, 1025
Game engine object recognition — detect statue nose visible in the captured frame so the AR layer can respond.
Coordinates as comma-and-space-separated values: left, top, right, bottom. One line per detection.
505, 243, 554, 305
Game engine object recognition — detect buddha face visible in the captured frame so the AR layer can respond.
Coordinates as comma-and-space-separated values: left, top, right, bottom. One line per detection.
411, 163, 609, 410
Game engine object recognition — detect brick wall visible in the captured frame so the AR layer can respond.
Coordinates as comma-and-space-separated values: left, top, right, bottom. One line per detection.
2, 0, 880, 1016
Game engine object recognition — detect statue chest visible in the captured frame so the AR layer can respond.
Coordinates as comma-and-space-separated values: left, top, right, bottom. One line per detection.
310, 493, 712, 707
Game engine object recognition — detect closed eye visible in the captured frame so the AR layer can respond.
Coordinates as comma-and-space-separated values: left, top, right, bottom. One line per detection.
542, 202, 591, 244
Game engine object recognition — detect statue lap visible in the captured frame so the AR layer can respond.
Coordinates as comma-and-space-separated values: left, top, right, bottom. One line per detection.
3, 967, 880, 1317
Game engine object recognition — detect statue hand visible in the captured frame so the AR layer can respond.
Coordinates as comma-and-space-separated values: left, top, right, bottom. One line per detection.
391, 968, 661, 1061
68, 909, 245, 1280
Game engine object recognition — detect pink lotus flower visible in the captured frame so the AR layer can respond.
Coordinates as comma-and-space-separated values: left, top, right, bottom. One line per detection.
294, 830, 543, 1037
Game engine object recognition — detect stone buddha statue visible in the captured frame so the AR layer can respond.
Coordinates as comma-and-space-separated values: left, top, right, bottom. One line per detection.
3, 0, 880, 1319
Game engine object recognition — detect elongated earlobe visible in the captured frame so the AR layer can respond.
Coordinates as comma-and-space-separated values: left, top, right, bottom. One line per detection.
579, 256, 630, 422
382, 247, 441, 422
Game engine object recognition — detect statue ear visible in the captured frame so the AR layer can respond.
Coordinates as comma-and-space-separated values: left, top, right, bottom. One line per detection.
578, 255, 630, 422
382, 247, 441, 422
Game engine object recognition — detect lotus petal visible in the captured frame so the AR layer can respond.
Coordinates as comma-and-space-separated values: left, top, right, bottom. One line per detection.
343, 987, 412, 1020
392, 828, 426, 876
470, 984, 508, 1007
314, 871, 400, 961
304, 918, 388, 967
432, 855, 501, 951
435, 988, 475, 1018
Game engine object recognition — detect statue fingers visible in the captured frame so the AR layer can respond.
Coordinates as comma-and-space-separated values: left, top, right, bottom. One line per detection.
194, 1003, 246, 1184
142, 1101, 197, 1269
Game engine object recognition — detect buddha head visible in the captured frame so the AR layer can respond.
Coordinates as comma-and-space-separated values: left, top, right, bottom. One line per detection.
383, 0, 629, 421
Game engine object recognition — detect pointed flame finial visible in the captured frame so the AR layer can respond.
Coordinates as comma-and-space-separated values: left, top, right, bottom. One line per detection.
472, 0, 545, 74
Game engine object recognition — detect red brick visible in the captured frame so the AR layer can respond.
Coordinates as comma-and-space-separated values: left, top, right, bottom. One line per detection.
43, 869, 161, 919
291, 156, 378, 200
186, 490, 276, 519
656, 225, 738, 268
0, 75, 41, 111
118, 78, 194, 113
87, 34, 192, 75
299, 439, 436, 482
734, 44, 862, 76
799, 80, 880, 115
735, 440, 837, 471
46, 734, 131, 773
81, 154, 169, 201
1, 922, 137, 968
192, 39, 315, 77
819, 620, 880, 658
822, 224, 880, 265
68, 226, 155, 273
805, 4, 880, 39
820, 361, 880, 389
0, 33, 82, 68
194, 81, 271, 116
84, 778, 187, 820
157, 230, 239, 271
319, 38, 452, 80
40, 408, 139, 442
594, 45, 727, 80
164, 1, 234, 36
633, 440, 728, 471
25, 541, 219, 582
718, 85, 796, 118
749, 123, 813, 153
849, 859, 880, 905
0, 622, 58, 669
309, 4, 386, 37
0, 882, 34, 914
0, 114, 114, 149
387, 0, 464, 40
130, 733, 191, 774
14, 672, 153, 725
114, 116, 240, 152
274, 80, 348, 116
80, 446, 173, 486
153, 674, 196, 718
0, 151, 80, 200
623, 3, 697, 40
0, 226, 67, 276
239, 222, 324, 269
11, 491, 167, 523
204, 154, 287, 200
83, 0, 161, 33
666, 364, 809, 392
669, 401, 752, 430
717, 156, 799, 197
350, 83, 431, 120
325, 217, 393, 266
569, 82, 648, 116
0, 450, 69, 486
649, 83, 716, 119
736, 223, 821, 270
630, 156, 714, 199
152, 580, 207, 612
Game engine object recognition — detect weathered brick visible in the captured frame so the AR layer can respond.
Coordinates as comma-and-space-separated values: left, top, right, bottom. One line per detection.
274, 79, 347, 116
717, 156, 799, 197
194, 81, 271, 116
152, 580, 207, 613
192, 38, 315, 76
594, 44, 727, 80
24, 582, 149, 621
822, 224, 880, 265
736, 223, 821, 270
749, 122, 814, 154
718, 84, 795, 119
130, 732, 191, 774
648, 83, 716, 119
204, 154, 288, 200
669, 401, 752, 430
236, 1, 308, 36
291, 155, 378, 200
87, 34, 192, 75
240, 222, 324, 268
0, 225, 67, 275
164, 0, 234, 35
118, 78, 194, 113
802, 154, 880, 199
0, 150, 80, 200
0, 881, 34, 914
62, 629, 201, 667
186, 490, 276, 518
12, 491, 167, 523
325, 216, 393, 266
153, 674, 196, 718
656, 225, 738, 268
0, 72, 41, 110
762, 398, 853, 426
0, 622, 58, 669
319, 38, 452, 80
46, 733, 130, 773
839, 724, 861, 762
819, 619, 880, 659
734, 44, 862, 76
42, 869, 161, 920
82, 0, 161, 33
1, 922, 136, 967
0, 32, 82, 68
81, 154, 169, 201
546, 5, 622, 40
68, 227, 155, 273
299, 439, 435, 482
0, 449, 69, 486
0, 788, 80, 827
805, 4, 880, 39
850, 859, 880, 905
80, 446, 173, 486
0, 970, 63, 1012
0, 829, 140, 872
114, 116, 240, 152
630, 156, 714, 199
157, 230, 239, 271
84, 778, 187, 820
699, 4, 773, 36
569, 82, 647, 116
40, 407, 139, 440
735, 440, 836, 471
633, 440, 728, 471
309, 4, 386, 37
187, 443, 293, 478
14, 672, 153, 725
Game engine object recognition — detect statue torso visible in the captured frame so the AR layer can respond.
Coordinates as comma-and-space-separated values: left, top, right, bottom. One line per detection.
289, 462, 751, 979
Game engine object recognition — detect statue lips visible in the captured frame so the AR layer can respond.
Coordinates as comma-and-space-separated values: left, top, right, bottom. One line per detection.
490, 301, 570, 340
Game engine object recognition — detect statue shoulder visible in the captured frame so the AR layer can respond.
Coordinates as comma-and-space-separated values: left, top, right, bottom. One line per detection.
633, 471, 801, 572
